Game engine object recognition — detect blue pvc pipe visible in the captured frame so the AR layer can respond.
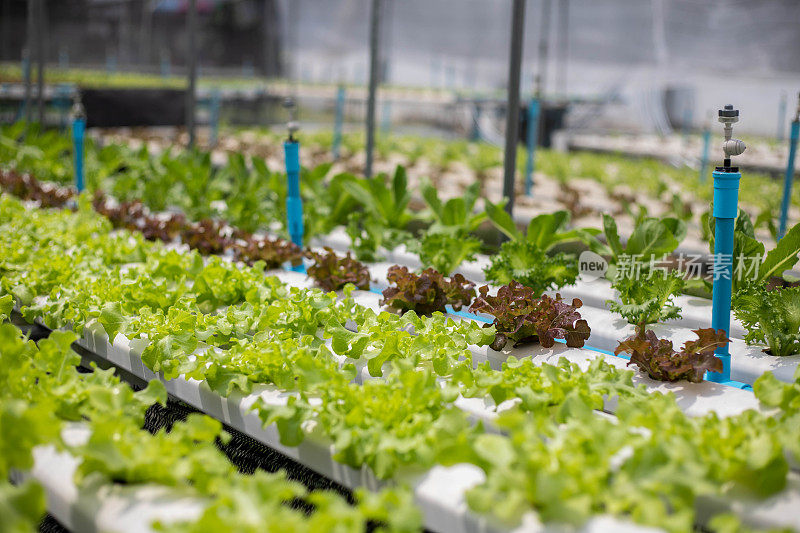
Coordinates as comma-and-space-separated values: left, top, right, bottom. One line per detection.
524, 96, 540, 195
56, 85, 72, 131
471, 102, 482, 142
209, 91, 221, 147
161, 56, 171, 78
708, 169, 741, 383
284, 140, 305, 272
778, 120, 799, 239
381, 99, 392, 136
106, 54, 117, 74
20, 55, 30, 120
777, 94, 787, 142
682, 105, 693, 144
332, 85, 345, 159
72, 117, 86, 193
699, 128, 711, 183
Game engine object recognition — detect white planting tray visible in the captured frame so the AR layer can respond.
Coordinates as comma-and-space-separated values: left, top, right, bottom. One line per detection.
271, 271, 764, 420
71, 319, 661, 533
305, 234, 799, 386
15, 424, 206, 533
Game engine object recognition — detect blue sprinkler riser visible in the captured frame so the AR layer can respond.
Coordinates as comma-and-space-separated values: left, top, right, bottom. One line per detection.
708, 169, 741, 383
777, 95, 788, 142
381, 100, 392, 136
209, 92, 221, 147
699, 128, 711, 183
72, 117, 86, 193
284, 140, 305, 273
524, 97, 540, 196
778, 119, 799, 239
18, 56, 31, 120
332, 85, 345, 160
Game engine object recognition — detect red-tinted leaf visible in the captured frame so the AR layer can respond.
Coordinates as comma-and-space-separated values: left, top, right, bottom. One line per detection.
616, 326, 728, 383
233, 234, 302, 269
380, 265, 475, 316
469, 282, 590, 350
0, 169, 74, 207
306, 247, 370, 292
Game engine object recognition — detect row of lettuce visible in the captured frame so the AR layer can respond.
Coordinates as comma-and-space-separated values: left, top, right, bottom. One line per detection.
3, 122, 800, 358
239, 127, 787, 223
0, 167, 751, 382
3, 178, 800, 531
0, 314, 419, 533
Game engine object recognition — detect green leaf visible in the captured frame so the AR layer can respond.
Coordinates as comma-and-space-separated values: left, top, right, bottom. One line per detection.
473, 433, 515, 468
0, 294, 13, 322
758, 222, 800, 282
602, 214, 622, 256
484, 198, 521, 241
625, 217, 684, 260
99, 302, 129, 342
526, 211, 570, 249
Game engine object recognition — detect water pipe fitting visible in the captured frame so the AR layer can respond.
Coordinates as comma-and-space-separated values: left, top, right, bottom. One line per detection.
794, 92, 800, 122
70, 92, 86, 122
283, 97, 299, 141
718, 104, 746, 169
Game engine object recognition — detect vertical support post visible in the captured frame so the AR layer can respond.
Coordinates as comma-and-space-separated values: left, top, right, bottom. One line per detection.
186, 0, 197, 149
556, 0, 568, 97
71, 96, 86, 193
471, 101, 482, 142
58, 47, 68, 69
160, 49, 171, 78
332, 84, 345, 159
365, 0, 382, 178
106, 52, 117, 73
524, 92, 540, 196
502, 0, 526, 216
22, 47, 31, 124
777, 91, 787, 142
35, 0, 44, 126
778, 94, 800, 240
708, 104, 746, 385
381, 99, 391, 136
208, 90, 221, 148
699, 122, 711, 184
537, 0, 552, 96
682, 103, 693, 146
24, 0, 34, 125
56, 84, 71, 131
446, 63, 455, 89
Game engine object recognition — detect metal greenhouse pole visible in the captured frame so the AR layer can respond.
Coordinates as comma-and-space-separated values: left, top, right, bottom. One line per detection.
35, 0, 45, 125
186, 0, 198, 148
502, 0, 526, 216
23, 0, 34, 125
365, 0, 383, 178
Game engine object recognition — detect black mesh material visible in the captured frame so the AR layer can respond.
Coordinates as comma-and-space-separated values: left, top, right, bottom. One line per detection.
38, 514, 69, 533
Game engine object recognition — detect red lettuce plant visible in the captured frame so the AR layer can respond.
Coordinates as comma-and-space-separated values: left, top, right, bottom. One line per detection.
181, 219, 232, 255
305, 247, 370, 291
615, 327, 727, 382
380, 265, 475, 316
469, 281, 590, 351
233, 235, 302, 269
93, 192, 187, 242
0, 169, 74, 207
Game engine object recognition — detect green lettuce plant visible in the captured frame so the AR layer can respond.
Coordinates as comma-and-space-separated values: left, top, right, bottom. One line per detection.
483, 200, 597, 294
